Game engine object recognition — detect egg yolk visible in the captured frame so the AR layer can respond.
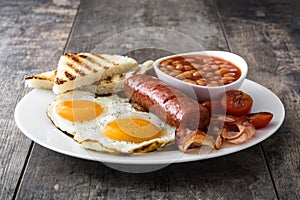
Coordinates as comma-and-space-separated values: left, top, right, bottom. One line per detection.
103, 118, 163, 143
56, 100, 102, 122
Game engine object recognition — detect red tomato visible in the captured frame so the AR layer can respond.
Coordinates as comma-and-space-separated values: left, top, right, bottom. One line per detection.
221, 90, 253, 116
249, 112, 273, 128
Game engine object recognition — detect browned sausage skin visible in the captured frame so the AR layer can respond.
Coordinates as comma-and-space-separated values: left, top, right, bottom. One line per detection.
124, 74, 209, 129
124, 75, 213, 152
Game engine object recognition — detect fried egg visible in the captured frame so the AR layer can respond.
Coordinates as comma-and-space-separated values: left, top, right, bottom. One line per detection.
46, 90, 129, 136
47, 90, 175, 153
75, 110, 175, 153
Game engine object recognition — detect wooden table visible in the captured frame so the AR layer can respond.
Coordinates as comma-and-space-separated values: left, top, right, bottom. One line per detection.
2, 0, 299, 199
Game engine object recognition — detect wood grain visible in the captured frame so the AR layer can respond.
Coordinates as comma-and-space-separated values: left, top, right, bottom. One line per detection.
0, 0, 79, 199
16, 0, 277, 199
215, 0, 300, 199
66, 0, 229, 61
19, 144, 277, 200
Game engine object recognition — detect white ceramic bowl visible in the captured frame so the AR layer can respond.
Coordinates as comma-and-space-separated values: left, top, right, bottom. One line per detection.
153, 51, 248, 101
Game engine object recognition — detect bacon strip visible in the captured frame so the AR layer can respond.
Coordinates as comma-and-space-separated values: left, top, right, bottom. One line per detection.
175, 128, 214, 153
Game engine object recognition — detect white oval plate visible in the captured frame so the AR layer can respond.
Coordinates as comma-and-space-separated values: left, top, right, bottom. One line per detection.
15, 79, 285, 165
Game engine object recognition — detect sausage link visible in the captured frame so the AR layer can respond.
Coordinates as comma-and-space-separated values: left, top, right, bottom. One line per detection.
124, 74, 209, 130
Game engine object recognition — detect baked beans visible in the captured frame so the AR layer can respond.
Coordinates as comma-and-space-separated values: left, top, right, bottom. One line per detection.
158, 55, 241, 86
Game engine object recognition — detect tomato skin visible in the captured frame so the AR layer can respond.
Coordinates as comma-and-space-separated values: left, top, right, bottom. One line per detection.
202, 100, 224, 115
221, 90, 253, 116
249, 112, 273, 128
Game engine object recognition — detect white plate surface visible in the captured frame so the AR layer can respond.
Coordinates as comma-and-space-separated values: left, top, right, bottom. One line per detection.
15, 79, 285, 164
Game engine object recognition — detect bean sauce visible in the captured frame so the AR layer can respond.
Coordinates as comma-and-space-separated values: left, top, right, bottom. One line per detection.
158, 55, 241, 86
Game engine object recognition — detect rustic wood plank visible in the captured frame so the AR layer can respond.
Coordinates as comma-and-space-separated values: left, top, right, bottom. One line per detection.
215, 0, 300, 199
66, 0, 230, 63
17, 0, 277, 199
19, 144, 276, 200
0, 0, 79, 199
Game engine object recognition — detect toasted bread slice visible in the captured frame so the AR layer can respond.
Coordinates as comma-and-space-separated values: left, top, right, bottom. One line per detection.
53, 52, 138, 94
25, 60, 153, 95
25, 70, 57, 90
81, 60, 154, 94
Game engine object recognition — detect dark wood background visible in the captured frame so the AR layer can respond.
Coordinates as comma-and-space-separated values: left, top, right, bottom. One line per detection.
1, 0, 299, 199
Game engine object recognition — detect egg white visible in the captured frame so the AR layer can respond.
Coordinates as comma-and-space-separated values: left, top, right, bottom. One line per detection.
76, 110, 175, 153
46, 90, 127, 136
47, 90, 175, 154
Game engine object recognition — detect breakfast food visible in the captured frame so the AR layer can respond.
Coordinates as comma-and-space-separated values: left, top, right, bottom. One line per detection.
124, 74, 213, 152
25, 70, 57, 90
201, 90, 273, 149
79, 60, 154, 95
47, 90, 111, 136
157, 55, 241, 86
24, 51, 274, 155
175, 128, 214, 153
212, 115, 256, 149
124, 74, 210, 130
47, 90, 175, 153
220, 90, 253, 116
25, 60, 153, 95
53, 52, 138, 94
248, 112, 273, 129
76, 110, 175, 153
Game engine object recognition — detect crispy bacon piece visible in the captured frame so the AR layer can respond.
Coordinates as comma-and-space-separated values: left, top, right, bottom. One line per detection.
175, 128, 214, 153
212, 115, 256, 148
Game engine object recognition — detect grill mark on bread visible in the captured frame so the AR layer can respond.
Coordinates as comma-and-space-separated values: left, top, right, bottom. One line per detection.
64, 61, 85, 76
25, 70, 57, 81
55, 78, 67, 84
99, 73, 126, 84
83, 53, 113, 71
69, 54, 81, 63
78, 54, 87, 59
65, 53, 93, 74
25, 76, 38, 80
91, 54, 117, 69
69, 53, 103, 73
104, 76, 112, 83
82, 55, 103, 72
66, 53, 91, 72
52, 52, 138, 94
27, 76, 47, 80
64, 71, 76, 80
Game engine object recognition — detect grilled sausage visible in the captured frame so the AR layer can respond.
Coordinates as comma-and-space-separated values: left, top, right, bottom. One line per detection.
124, 74, 210, 130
